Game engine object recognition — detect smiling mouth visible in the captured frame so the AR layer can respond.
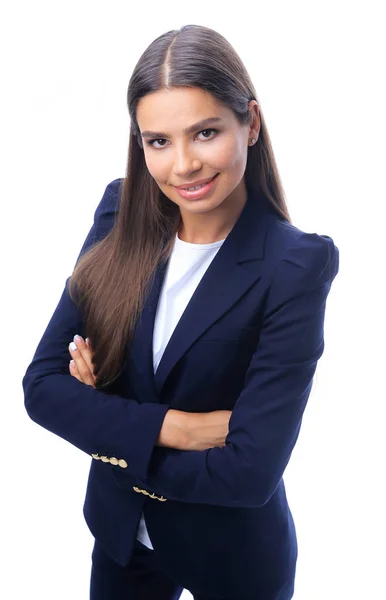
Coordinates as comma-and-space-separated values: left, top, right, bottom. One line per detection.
175, 174, 219, 190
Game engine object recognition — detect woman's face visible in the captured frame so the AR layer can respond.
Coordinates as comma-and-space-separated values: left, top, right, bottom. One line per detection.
136, 87, 259, 226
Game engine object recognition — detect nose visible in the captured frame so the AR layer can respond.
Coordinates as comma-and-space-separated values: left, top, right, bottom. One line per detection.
172, 144, 202, 179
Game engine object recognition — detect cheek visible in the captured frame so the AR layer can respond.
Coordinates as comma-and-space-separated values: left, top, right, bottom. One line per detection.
215, 138, 246, 171
143, 152, 168, 181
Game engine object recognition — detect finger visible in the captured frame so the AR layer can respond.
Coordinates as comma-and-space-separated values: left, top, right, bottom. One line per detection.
68, 340, 96, 387
69, 359, 84, 384
69, 348, 95, 387
72, 335, 95, 375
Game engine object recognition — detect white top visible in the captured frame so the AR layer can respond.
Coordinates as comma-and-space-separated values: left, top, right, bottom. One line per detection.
136, 230, 226, 549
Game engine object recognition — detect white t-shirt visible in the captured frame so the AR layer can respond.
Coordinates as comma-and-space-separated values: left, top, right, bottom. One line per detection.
136, 230, 226, 549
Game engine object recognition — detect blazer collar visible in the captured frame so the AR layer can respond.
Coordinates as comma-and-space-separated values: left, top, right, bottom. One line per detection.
129, 186, 278, 399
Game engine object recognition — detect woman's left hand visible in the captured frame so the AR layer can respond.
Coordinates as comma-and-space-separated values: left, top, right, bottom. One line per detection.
68, 335, 96, 388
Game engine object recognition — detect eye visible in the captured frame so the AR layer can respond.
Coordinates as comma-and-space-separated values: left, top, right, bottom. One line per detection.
146, 128, 219, 150
146, 138, 168, 149
197, 129, 218, 140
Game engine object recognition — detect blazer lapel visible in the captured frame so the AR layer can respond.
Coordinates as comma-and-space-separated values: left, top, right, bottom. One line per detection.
129, 187, 276, 400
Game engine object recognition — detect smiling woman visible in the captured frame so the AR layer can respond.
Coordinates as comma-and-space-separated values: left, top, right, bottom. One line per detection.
22, 22, 339, 600
136, 85, 260, 241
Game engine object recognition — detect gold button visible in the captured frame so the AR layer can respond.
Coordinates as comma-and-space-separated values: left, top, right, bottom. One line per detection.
101, 456, 110, 463
91, 453, 100, 460
109, 457, 118, 465
118, 459, 128, 468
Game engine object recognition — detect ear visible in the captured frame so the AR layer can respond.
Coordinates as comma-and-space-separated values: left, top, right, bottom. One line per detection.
248, 100, 261, 139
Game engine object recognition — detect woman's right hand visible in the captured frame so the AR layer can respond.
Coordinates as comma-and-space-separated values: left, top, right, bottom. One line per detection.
157, 409, 232, 451
183, 410, 232, 451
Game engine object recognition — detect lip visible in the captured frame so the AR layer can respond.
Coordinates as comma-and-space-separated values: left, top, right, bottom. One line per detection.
174, 175, 218, 189
174, 173, 219, 201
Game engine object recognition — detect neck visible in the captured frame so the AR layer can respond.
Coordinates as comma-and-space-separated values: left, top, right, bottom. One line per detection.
178, 181, 248, 244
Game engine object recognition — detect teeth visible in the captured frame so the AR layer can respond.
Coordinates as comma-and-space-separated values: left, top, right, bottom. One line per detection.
184, 181, 208, 191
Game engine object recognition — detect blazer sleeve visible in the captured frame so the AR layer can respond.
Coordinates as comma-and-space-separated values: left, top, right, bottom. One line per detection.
22, 179, 170, 481
133, 233, 339, 507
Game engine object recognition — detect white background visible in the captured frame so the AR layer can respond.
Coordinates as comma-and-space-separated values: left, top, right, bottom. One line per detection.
1, 1, 385, 598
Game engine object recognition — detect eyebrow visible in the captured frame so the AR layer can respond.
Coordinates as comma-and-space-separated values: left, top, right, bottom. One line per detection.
140, 117, 224, 138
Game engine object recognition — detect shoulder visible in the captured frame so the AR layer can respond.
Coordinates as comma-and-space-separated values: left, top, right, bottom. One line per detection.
75, 179, 124, 258
94, 178, 124, 219
267, 215, 339, 291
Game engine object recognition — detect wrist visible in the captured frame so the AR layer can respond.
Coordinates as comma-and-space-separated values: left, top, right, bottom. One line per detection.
156, 409, 191, 450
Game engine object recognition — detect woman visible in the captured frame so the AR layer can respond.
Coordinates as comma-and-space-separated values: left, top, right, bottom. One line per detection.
23, 23, 339, 600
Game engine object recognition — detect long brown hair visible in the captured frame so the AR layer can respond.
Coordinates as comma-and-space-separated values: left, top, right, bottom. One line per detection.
69, 24, 291, 389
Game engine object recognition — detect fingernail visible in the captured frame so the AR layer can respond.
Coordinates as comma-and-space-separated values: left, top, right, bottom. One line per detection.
70, 360, 75, 367
85, 337, 90, 346
69, 342, 77, 351
74, 334, 82, 343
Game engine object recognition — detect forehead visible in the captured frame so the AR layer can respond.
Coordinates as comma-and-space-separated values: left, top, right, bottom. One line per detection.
136, 87, 231, 129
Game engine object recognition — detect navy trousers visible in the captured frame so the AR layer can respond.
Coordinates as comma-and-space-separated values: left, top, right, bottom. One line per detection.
90, 538, 224, 600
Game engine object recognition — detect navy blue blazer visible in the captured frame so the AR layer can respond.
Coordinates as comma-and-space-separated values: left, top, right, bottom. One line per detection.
23, 178, 339, 599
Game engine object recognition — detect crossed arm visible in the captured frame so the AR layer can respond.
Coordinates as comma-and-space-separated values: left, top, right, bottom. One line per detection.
69, 335, 231, 452
23, 179, 339, 508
